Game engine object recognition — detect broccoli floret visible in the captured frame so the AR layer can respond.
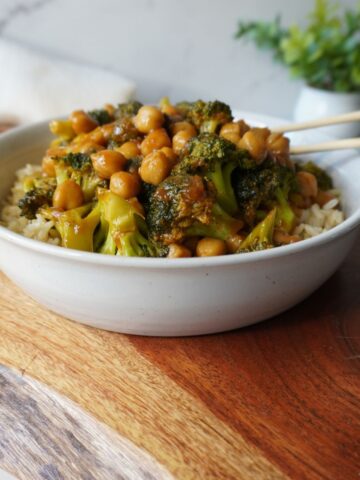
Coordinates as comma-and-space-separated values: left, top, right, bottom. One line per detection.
119, 230, 154, 257
296, 161, 333, 191
239, 208, 277, 252
87, 109, 113, 126
54, 153, 106, 202
97, 190, 160, 257
18, 175, 56, 219
62, 152, 92, 169
146, 175, 213, 244
186, 202, 244, 240
173, 133, 254, 215
139, 181, 157, 214
270, 166, 298, 232
175, 101, 192, 112
44, 203, 101, 251
21, 170, 57, 193
274, 188, 295, 233
176, 100, 233, 133
175, 133, 238, 173
119, 215, 168, 257
114, 101, 143, 120
233, 160, 298, 231
80, 171, 108, 203
18, 188, 54, 219
117, 214, 160, 257
232, 167, 278, 224
147, 174, 242, 245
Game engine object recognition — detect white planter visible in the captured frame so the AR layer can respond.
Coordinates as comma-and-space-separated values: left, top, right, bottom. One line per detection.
294, 85, 360, 138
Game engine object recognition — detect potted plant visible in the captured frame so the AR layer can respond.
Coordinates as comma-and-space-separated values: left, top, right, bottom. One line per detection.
235, 0, 360, 137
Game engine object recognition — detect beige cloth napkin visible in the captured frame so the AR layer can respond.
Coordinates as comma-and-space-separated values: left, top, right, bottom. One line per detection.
0, 40, 136, 124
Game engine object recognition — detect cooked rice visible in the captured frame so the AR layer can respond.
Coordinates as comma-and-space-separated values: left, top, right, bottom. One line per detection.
1, 163, 345, 248
294, 201, 344, 239
1, 164, 60, 245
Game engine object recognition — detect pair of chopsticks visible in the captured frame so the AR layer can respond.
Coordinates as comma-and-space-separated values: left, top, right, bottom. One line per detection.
272, 111, 360, 155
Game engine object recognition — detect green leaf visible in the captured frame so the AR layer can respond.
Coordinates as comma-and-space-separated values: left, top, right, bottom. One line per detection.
234, 0, 360, 92
351, 66, 360, 86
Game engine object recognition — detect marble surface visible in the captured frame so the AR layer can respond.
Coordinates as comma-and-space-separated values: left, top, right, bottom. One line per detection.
0, 0, 357, 119
0, 470, 18, 480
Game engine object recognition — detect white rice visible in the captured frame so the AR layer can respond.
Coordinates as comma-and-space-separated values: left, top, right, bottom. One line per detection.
294, 200, 345, 239
1, 163, 345, 247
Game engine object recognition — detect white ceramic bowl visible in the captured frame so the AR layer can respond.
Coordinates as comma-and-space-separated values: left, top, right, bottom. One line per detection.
0, 113, 359, 336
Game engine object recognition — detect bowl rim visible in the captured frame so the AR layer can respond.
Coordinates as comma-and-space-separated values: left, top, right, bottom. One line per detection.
1, 114, 359, 270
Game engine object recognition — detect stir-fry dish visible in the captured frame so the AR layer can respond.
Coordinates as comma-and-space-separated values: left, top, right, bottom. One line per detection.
1, 99, 344, 257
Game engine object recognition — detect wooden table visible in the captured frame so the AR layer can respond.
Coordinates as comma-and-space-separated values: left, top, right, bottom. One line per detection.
0, 123, 359, 479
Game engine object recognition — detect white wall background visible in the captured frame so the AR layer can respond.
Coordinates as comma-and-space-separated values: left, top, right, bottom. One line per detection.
0, 0, 357, 119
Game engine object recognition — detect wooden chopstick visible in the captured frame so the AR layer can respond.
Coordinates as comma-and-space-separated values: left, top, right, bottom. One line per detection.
273, 111, 360, 133
290, 138, 360, 155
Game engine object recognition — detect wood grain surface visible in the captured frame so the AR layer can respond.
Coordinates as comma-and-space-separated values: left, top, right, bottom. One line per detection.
0, 122, 359, 479
0, 240, 359, 480
0, 365, 172, 480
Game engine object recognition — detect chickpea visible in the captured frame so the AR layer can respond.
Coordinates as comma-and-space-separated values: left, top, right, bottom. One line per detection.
139, 151, 172, 185
237, 120, 251, 137
71, 133, 87, 145
274, 229, 300, 245
220, 122, 241, 144
167, 244, 192, 258
172, 130, 195, 155
196, 238, 227, 257
171, 121, 197, 137
253, 127, 271, 140
225, 233, 245, 254
91, 150, 127, 179
117, 141, 141, 159
112, 119, 139, 144
267, 132, 288, 151
110, 171, 140, 199
70, 110, 98, 135
140, 128, 171, 156
101, 123, 115, 141
267, 133, 290, 166
127, 197, 145, 217
87, 127, 107, 146
160, 146, 178, 166
49, 120, 75, 141
134, 105, 164, 133
53, 180, 84, 210
45, 146, 67, 157
161, 104, 179, 116
315, 190, 336, 207
296, 171, 318, 198
237, 129, 268, 164
72, 141, 103, 154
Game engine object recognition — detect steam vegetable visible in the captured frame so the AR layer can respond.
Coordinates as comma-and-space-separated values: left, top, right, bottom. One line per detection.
14, 97, 341, 257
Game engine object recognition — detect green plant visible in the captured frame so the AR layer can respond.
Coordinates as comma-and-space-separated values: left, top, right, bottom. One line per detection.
235, 0, 360, 92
